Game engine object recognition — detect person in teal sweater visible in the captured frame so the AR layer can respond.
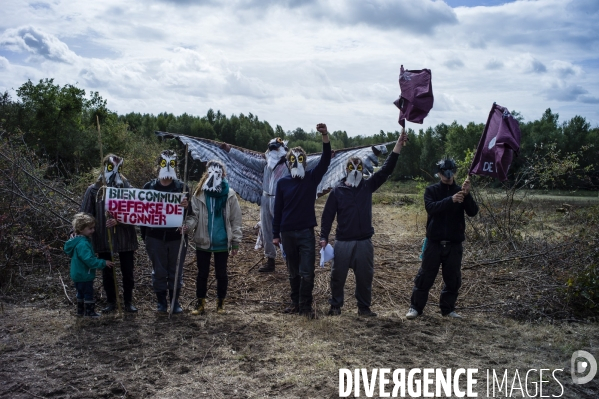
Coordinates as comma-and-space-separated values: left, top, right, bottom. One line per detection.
64, 213, 114, 318
185, 160, 243, 315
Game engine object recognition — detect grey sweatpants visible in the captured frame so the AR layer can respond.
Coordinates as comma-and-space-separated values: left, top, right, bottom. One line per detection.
146, 236, 187, 293
329, 239, 374, 309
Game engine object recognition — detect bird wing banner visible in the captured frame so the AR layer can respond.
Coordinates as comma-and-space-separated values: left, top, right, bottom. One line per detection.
394, 65, 434, 127
468, 103, 521, 181
157, 131, 394, 201
155, 131, 266, 205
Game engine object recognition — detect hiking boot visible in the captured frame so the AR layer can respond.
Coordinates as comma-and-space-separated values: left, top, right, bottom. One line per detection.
76, 299, 84, 317
405, 308, 419, 319
84, 301, 100, 318
328, 306, 341, 316
358, 307, 377, 317
299, 308, 316, 319
156, 292, 168, 313
216, 298, 225, 314
283, 303, 300, 314
258, 257, 275, 273
124, 303, 138, 313
191, 298, 206, 315
443, 311, 463, 319
101, 302, 116, 313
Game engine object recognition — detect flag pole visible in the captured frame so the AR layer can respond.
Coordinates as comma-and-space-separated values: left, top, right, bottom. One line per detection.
97, 115, 122, 314
169, 144, 189, 318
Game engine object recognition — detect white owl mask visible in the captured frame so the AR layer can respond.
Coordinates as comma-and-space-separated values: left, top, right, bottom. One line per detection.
101, 155, 124, 188
287, 148, 306, 179
266, 137, 288, 170
345, 158, 364, 187
202, 163, 224, 192
158, 150, 178, 180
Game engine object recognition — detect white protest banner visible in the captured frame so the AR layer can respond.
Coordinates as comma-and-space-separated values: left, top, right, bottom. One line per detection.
104, 188, 185, 227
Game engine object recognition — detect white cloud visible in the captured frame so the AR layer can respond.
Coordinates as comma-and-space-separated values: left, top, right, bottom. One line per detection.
0, 26, 79, 64
0, 56, 9, 70
0, 0, 597, 136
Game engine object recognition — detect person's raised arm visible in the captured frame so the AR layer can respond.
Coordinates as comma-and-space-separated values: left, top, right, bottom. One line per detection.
317, 123, 330, 144
369, 130, 409, 192
392, 128, 408, 154
312, 123, 332, 181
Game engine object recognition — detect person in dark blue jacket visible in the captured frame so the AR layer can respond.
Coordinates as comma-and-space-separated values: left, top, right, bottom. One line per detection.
406, 158, 479, 320
273, 123, 332, 318
320, 131, 408, 317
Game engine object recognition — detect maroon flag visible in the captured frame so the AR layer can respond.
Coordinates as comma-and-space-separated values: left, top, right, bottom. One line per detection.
469, 103, 521, 181
393, 65, 434, 127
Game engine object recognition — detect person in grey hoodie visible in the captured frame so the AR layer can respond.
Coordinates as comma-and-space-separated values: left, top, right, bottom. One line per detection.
64, 213, 114, 318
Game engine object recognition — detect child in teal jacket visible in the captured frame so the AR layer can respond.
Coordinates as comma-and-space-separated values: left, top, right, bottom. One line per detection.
64, 213, 113, 317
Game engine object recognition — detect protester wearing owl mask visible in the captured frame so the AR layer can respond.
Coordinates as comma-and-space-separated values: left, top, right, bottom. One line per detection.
320, 131, 408, 317
80, 154, 139, 313
141, 150, 192, 314
258, 137, 289, 272
185, 160, 243, 315
218, 136, 290, 273
405, 156, 478, 320
272, 123, 331, 319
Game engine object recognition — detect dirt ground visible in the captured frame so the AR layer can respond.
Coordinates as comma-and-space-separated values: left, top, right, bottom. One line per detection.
1, 199, 598, 398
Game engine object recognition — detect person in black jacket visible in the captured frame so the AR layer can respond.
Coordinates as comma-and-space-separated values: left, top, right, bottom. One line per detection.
320, 131, 408, 317
406, 158, 478, 319
80, 154, 139, 313
273, 123, 332, 318
141, 150, 192, 314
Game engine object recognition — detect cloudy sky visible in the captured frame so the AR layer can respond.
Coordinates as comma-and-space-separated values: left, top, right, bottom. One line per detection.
1, 0, 598, 136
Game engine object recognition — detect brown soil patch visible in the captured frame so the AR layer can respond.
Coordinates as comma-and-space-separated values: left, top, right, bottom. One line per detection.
1, 200, 598, 398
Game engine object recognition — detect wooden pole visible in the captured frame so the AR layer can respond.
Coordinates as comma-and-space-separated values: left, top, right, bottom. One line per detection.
97, 115, 122, 314
169, 144, 189, 318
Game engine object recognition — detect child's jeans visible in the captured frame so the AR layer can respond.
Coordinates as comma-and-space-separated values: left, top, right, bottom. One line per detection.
74, 281, 94, 301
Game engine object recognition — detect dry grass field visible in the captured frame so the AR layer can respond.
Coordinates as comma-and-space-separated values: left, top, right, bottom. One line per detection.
1, 197, 598, 398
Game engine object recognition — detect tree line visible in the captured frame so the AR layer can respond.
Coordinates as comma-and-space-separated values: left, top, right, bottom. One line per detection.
1, 78, 597, 188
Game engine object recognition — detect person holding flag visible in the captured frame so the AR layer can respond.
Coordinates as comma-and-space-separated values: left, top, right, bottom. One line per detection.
406, 157, 479, 319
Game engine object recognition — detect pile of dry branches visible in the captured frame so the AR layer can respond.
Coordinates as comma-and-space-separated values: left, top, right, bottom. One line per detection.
0, 132, 79, 290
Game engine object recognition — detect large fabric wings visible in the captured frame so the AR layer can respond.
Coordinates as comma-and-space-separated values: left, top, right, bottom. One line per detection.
156, 131, 394, 204
155, 131, 266, 205
307, 143, 393, 197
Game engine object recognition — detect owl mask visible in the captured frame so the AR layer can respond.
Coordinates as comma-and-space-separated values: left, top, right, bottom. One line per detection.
437, 157, 457, 179
202, 161, 225, 192
286, 147, 307, 179
158, 150, 178, 181
266, 137, 288, 170
101, 154, 124, 188
345, 158, 364, 187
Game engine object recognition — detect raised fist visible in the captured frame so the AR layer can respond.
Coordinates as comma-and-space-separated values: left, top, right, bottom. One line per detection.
316, 123, 328, 135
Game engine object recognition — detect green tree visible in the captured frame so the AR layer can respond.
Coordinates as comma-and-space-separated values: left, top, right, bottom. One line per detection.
16, 79, 93, 174
446, 121, 484, 159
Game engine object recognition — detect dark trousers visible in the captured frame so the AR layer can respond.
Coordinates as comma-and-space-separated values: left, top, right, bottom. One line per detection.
74, 281, 95, 302
99, 251, 135, 303
146, 237, 186, 293
410, 241, 463, 315
196, 250, 229, 299
281, 228, 316, 311
329, 239, 374, 310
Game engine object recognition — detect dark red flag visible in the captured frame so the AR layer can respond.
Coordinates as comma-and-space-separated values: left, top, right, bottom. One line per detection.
469, 103, 521, 181
393, 65, 434, 127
